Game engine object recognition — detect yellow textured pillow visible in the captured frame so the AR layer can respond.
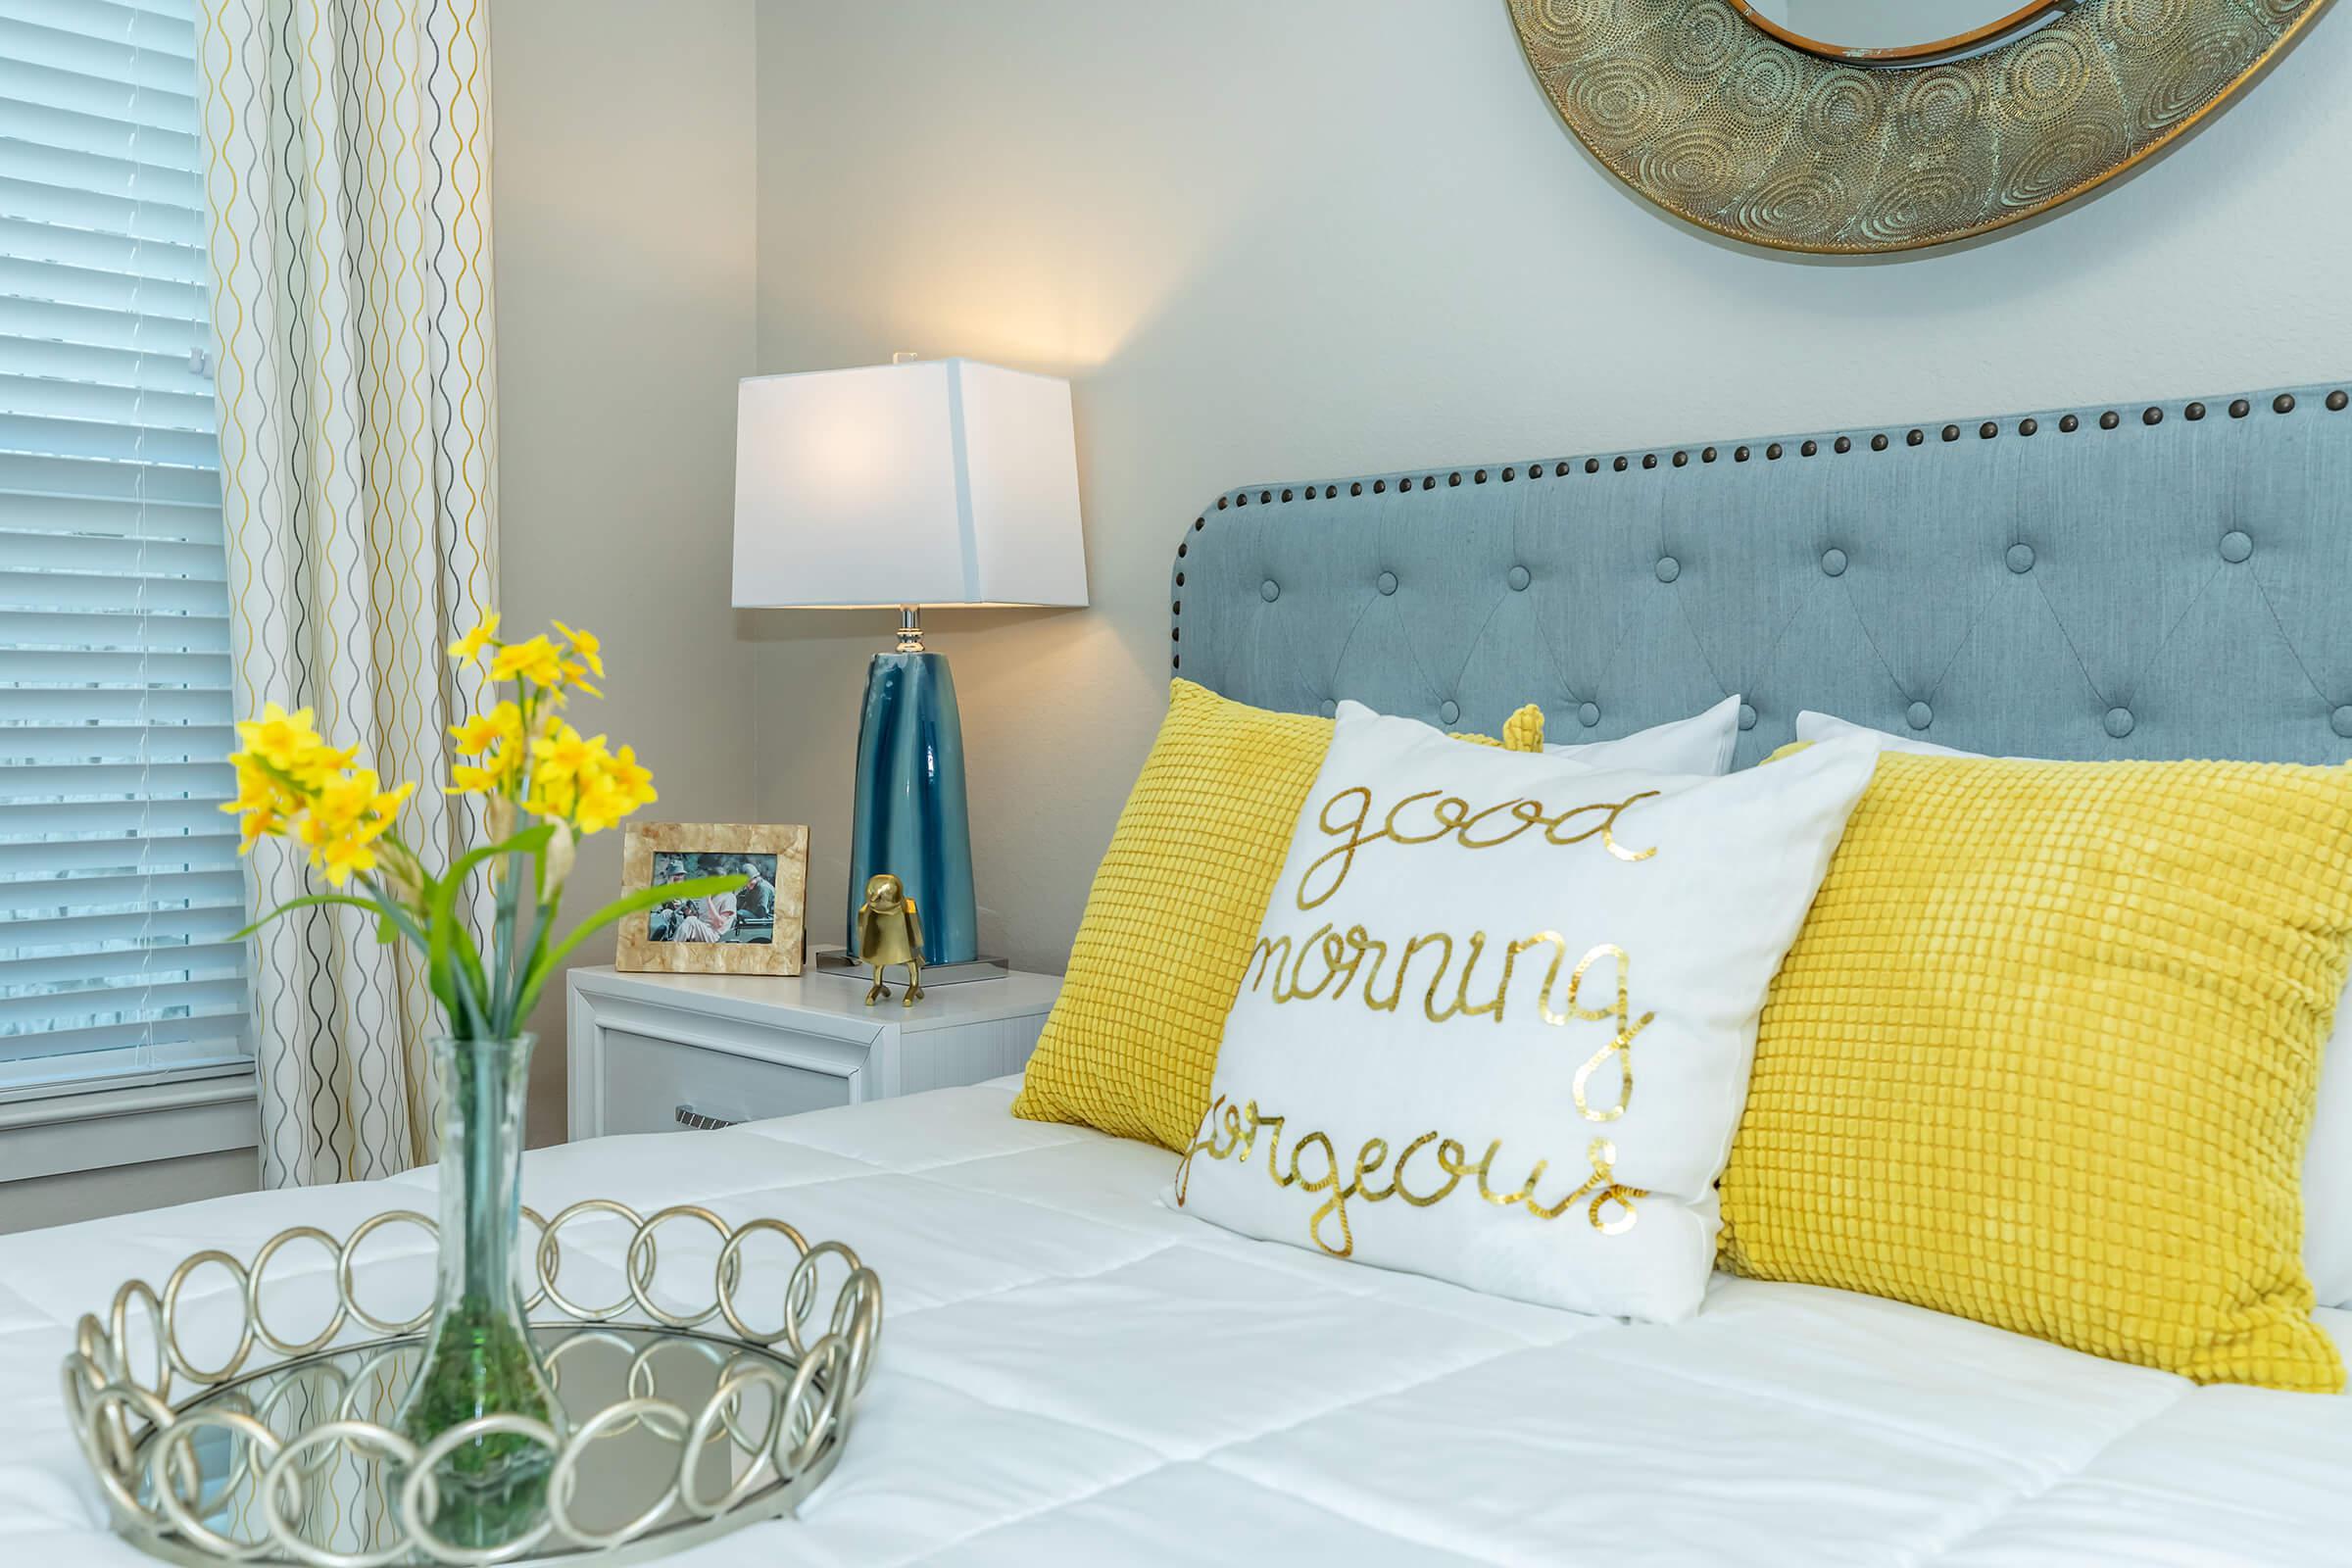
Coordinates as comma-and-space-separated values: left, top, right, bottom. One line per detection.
1720, 752, 2352, 1391
1012, 680, 1540, 1151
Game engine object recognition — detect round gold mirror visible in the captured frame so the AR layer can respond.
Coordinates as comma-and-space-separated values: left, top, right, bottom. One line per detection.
1733, 1, 2070, 62
1508, 0, 2333, 255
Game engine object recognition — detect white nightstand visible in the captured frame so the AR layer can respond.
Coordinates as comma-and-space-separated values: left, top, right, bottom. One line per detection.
565, 964, 1060, 1141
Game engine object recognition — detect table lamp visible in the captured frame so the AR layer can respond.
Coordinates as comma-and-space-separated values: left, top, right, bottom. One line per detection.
731, 358, 1088, 965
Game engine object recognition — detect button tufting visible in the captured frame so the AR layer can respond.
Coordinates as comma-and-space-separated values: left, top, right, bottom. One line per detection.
1319, 699, 1337, 718
1738, 703, 1757, 732
1376, 570, 1397, 596
2334, 707, 2352, 740
2104, 707, 2135, 739
1821, 548, 1847, 577
1507, 564, 1531, 591
2220, 530, 2253, 564
1906, 701, 1934, 731
2006, 543, 2035, 574
1259, 579, 1280, 603
1439, 701, 1460, 726
1578, 702, 1601, 728
1655, 556, 1681, 584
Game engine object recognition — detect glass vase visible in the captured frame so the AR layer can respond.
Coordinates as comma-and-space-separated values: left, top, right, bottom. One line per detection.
395, 1033, 563, 1547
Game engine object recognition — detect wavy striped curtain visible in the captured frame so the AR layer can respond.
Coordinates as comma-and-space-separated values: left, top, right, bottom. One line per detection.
194, 0, 498, 1186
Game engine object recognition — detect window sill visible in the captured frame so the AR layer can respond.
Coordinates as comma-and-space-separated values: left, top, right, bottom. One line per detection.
0, 1061, 255, 1114
0, 1068, 258, 1182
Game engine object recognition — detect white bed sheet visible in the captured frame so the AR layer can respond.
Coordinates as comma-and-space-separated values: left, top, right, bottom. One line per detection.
5, 1076, 2349, 1567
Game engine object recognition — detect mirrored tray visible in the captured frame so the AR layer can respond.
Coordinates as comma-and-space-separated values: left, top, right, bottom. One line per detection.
60, 1202, 882, 1567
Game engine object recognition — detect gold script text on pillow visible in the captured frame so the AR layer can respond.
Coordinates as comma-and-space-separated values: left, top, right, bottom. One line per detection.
1244, 928, 1651, 1122
1009, 682, 1550, 1152
1174, 709, 1875, 1320
1298, 783, 1659, 909
1175, 1093, 1647, 1258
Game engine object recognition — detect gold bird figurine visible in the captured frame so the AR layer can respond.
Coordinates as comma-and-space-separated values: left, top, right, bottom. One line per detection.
856, 872, 925, 1007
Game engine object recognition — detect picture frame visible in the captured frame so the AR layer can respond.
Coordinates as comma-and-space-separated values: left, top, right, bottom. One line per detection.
616, 821, 809, 976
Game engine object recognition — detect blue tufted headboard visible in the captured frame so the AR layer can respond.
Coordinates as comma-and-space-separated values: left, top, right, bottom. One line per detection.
1171, 382, 2352, 769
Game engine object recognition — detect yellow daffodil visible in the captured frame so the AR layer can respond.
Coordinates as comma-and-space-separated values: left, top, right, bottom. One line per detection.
558, 659, 602, 698
235, 702, 324, 777
603, 743, 654, 805
229, 802, 282, 852
289, 771, 412, 886
570, 743, 657, 835
449, 762, 504, 795
448, 613, 501, 662
301, 824, 380, 885
300, 742, 360, 786
232, 611, 675, 1034
222, 756, 298, 852
490, 634, 566, 688
524, 776, 571, 822
525, 722, 649, 829
552, 620, 604, 677
449, 701, 522, 758
445, 705, 525, 797
573, 785, 621, 834
530, 721, 602, 782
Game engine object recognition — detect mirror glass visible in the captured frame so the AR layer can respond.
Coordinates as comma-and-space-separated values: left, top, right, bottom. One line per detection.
1738, 0, 2058, 56
140, 1326, 808, 1557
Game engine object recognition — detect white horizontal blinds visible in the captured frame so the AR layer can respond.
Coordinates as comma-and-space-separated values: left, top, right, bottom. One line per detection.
0, 0, 246, 1092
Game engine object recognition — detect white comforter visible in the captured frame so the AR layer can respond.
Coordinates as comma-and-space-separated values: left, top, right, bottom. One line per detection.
6, 1076, 2349, 1567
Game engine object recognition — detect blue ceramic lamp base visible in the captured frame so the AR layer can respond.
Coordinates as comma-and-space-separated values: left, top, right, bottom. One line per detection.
847, 648, 978, 965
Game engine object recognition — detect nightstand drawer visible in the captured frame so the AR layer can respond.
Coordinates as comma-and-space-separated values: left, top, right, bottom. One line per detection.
598, 1028, 853, 1135
566, 966, 1060, 1143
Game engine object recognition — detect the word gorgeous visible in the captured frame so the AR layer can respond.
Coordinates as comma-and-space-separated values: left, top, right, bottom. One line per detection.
1247, 925, 1652, 1121
1297, 782, 1661, 910
1175, 1095, 1647, 1258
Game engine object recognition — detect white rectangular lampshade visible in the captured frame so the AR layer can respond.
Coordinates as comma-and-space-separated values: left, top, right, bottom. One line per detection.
732, 358, 1089, 610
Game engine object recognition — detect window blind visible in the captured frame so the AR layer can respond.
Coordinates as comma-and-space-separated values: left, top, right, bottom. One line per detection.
0, 0, 247, 1097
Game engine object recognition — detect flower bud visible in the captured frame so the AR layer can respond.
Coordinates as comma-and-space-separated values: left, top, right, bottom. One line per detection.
381, 863, 421, 907
539, 819, 577, 903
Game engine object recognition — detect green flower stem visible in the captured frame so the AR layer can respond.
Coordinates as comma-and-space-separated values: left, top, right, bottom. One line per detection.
396, 1035, 558, 1548
506, 876, 736, 1024
488, 852, 524, 1037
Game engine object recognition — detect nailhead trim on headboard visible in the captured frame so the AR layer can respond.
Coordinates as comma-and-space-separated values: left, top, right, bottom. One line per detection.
1168, 381, 2352, 768
1171, 382, 2351, 669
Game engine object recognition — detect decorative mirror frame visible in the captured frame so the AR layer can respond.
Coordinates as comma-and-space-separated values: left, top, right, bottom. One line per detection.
1506, 0, 2333, 254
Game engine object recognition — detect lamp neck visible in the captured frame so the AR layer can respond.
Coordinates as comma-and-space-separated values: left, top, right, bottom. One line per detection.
895, 605, 925, 654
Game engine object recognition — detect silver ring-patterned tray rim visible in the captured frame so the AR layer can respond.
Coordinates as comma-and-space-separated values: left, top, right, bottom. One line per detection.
58, 1200, 883, 1567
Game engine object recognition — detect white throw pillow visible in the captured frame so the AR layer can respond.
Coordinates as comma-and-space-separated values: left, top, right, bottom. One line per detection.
1171, 703, 1876, 1321
1792, 709, 2352, 1310
1792, 709, 1978, 759
1546, 694, 1742, 775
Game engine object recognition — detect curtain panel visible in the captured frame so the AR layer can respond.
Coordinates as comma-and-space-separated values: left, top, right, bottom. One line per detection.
194, 0, 499, 1186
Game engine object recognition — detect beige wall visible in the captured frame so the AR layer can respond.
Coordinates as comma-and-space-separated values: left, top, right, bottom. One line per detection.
746, 0, 2352, 977
0, 1150, 254, 1235
492, 0, 760, 1142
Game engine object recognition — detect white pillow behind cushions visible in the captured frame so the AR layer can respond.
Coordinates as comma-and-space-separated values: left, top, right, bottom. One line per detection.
1171, 702, 1876, 1321
1547, 693, 1742, 774
1791, 708, 2352, 1311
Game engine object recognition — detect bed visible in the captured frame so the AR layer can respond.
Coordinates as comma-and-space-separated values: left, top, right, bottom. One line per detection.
12, 379, 2352, 1565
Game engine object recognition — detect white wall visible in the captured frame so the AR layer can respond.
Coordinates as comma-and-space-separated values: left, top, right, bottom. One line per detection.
745, 0, 2352, 979
492, 0, 760, 1142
